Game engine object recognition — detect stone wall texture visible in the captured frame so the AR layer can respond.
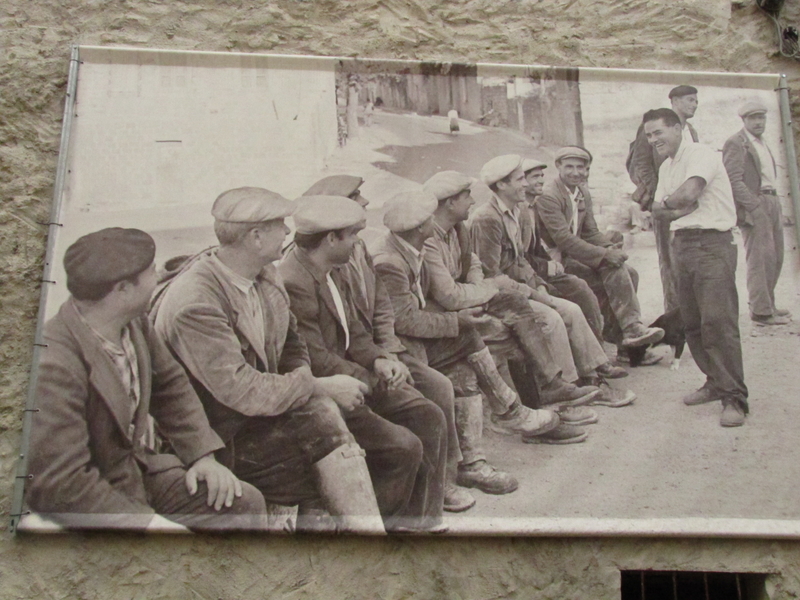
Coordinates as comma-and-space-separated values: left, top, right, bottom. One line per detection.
2, 1, 800, 598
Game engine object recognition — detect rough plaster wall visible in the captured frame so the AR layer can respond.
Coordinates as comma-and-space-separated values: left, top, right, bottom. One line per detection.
3, 1, 800, 598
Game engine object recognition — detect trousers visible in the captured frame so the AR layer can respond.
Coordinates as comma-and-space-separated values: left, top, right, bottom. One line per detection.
564, 259, 642, 345
672, 229, 748, 410
547, 272, 605, 345
741, 194, 784, 317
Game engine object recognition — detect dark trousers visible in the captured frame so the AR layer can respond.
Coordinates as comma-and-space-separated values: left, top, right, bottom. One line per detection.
672, 229, 748, 410
225, 396, 355, 507
359, 382, 447, 530
547, 272, 605, 345
741, 195, 784, 317
564, 259, 641, 345
145, 467, 267, 531
654, 215, 680, 312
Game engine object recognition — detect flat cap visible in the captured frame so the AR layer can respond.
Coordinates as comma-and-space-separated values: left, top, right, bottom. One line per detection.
738, 100, 768, 118
521, 158, 547, 173
668, 85, 698, 99
554, 146, 591, 164
480, 154, 523, 187
302, 175, 364, 198
423, 171, 474, 201
65, 227, 155, 288
211, 187, 294, 223
293, 195, 366, 234
383, 190, 438, 232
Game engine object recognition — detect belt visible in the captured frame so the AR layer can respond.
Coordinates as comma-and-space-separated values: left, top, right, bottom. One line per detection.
759, 189, 777, 196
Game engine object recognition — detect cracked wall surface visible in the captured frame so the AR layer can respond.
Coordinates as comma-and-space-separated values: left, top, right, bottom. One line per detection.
2, 1, 800, 598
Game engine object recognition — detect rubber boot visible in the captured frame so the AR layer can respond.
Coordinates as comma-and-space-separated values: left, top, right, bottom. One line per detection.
466, 347, 518, 413
312, 442, 386, 535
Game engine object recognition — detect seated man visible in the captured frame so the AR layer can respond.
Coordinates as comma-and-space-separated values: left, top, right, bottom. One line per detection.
373, 190, 563, 493
302, 175, 474, 513
152, 188, 390, 534
536, 146, 664, 353
27, 228, 266, 531
280, 195, 447, 532
469, 157, 634, 406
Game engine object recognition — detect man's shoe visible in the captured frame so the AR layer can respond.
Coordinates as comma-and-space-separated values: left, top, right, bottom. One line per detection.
774, 308, 792, 318
456, 460, 518, 495
444, 484, 476, 513
596, 362, 628, 379
621, 326, 665, 347
720, 401, 746, 427
556, 405, 598, 426
539, 377, 601, 409
616, 348, 663, 366
682, 386, 719, 406
489, 402, 560, 437
578, 376, 636, 408
522, 424, 588, 445
751, 313, 791, 326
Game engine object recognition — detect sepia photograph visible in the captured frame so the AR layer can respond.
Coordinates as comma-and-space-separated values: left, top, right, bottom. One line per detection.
14, 46, 800, 537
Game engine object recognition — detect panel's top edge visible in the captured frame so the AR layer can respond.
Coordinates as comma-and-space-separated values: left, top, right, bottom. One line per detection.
75, 46, 782, 88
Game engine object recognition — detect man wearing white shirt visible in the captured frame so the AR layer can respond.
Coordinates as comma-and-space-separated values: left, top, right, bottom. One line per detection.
723, 100, 790, 326
644, 108, 749, 427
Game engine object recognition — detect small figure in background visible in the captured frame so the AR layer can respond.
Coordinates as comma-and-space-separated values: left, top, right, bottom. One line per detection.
448, 108, 459, 133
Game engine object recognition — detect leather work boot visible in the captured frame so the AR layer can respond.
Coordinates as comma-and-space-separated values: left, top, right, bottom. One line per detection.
539, 376, 600, 409
682, 385, 719, 406
556, 405, 598, 426
444, 484, 476, 513
578, 375, 636, 408
456, 460, 518, 495
720, 401, 746, 427
751, 313, 791, 326
621, 325, 664, 347
522, 423, 588, 445
595, 362, 628, 379
489, 401, 560, 437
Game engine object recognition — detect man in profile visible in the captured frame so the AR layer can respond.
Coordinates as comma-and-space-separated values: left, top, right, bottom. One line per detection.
27, 228, 266, 531
722, 100, 790, 326
152, 187, 389, 533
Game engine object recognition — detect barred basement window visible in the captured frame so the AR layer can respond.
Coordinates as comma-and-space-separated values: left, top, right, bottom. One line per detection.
620, 571, 769, 600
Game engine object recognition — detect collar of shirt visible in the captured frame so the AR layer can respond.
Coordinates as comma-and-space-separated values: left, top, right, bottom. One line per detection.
394, 233, 424, 263
491, 193, 521, 222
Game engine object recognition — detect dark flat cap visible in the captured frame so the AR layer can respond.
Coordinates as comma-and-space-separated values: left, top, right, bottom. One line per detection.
669, 85, 698, 99
302, 175, 364, 197
64, 228, 155, 287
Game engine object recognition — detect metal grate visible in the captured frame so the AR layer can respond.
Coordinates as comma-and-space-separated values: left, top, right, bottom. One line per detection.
620, 571, 769, 600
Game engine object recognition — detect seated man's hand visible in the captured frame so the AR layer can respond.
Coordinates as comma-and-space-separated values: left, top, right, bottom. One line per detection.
608, 230, 624, 248
315, 374, 368, 412
603, 248, 628, 268
185, 454, 243, 511
528, 286, 557, 309
457, 307, 493, 328
547, 261, 565, 277
489, 274, 518, 291
373, 357, 408, 390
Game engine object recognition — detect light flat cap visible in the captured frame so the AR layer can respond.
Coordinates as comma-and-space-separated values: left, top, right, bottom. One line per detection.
294, 195, 366, 234
480, 154, 523, 187
383, 190, 438, 232
65, 227, 155, 287
554, 146, 591, 164
423, 171, 474, 201
738, 100, 768, 118
302, 175, 364, 198
669, 85, 698, 99
521, 158, 547, 173
212, 187, 294, 223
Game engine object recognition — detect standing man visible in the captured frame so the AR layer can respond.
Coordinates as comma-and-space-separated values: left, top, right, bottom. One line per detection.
643, 108, 748, 427
628, 85, 700, 313
280, 195, 448, 532
536, 147, 664, 352
722, 100, 790, 326
28, 228, 267, 531
152, 187, 393, 534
